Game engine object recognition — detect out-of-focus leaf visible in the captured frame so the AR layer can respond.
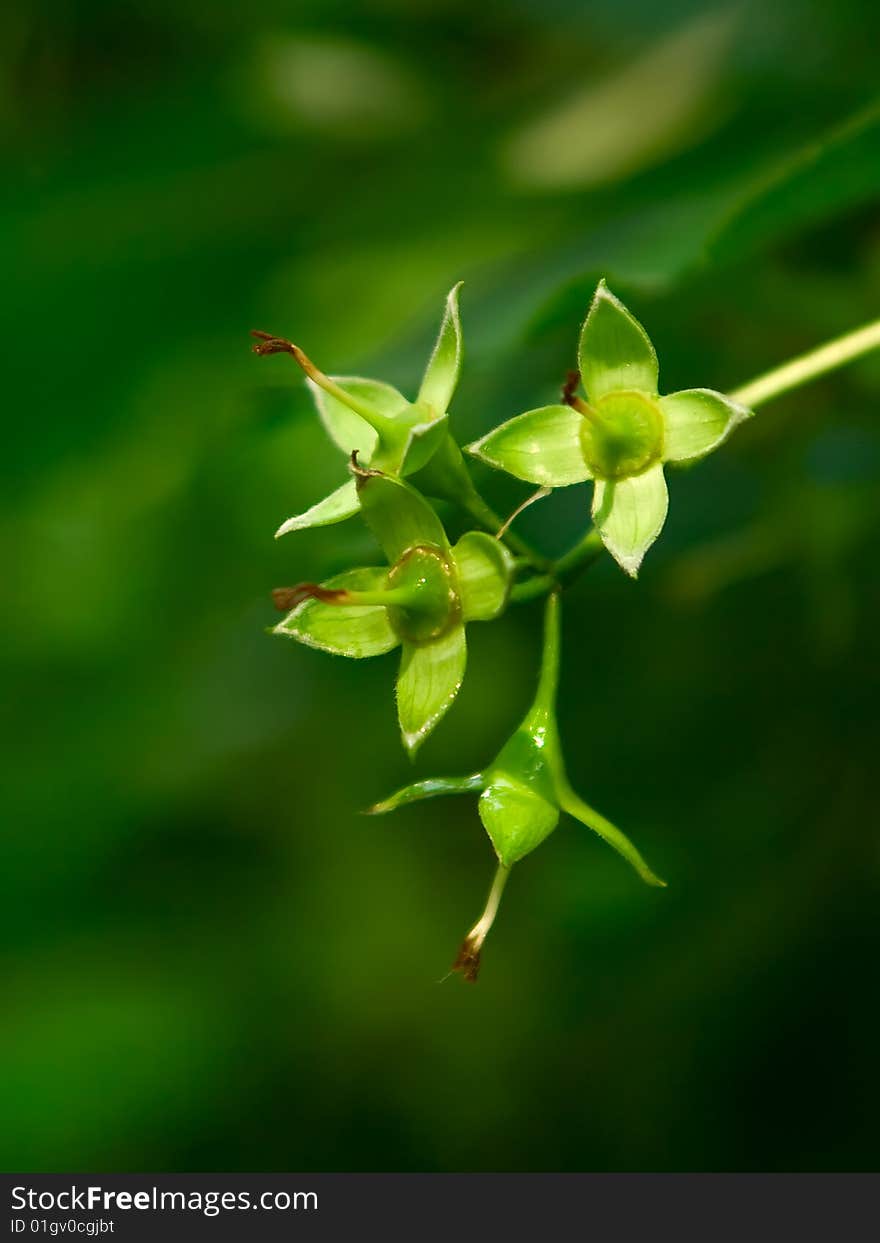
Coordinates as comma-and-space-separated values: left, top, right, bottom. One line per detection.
501, 8, 739, 191
708, 99, 880, 264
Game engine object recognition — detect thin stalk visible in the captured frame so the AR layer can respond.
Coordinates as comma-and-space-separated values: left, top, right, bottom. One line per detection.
451, 863, 511, 982
730, 316, 880, 409
555, 526, 604, 582
535, 591, 561, 711
461, 491, 551, 571
252, 332, 399, 437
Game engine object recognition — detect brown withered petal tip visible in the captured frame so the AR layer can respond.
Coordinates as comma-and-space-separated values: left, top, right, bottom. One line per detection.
272, 584, 348, 611
562, 369, 581, 407
452, 938, 481, 983
251, 330, 297, 357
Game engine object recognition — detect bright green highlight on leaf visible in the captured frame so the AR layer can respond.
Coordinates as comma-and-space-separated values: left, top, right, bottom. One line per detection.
467, 279, 753, 576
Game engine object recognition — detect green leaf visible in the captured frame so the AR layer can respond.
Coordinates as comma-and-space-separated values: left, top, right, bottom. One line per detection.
309, 376, 410, 459
274, 479, 359, 538
273, 567, 399, 658
451, 531, 513, 622
467, 405, 590, 487
417, 282, 463, 415
367, 772, 484, 814
478, 776, 559, 866
591, 462, 668, 577
708, 100, 880, 266
659, 388, 752, 463
396, 623, 467, 754
578, 281, 659, 401
356, 470, 449, 563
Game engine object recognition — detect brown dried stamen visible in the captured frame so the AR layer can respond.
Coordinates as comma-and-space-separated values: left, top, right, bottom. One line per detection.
272, 584, 349, 612
451, 936, 481, 983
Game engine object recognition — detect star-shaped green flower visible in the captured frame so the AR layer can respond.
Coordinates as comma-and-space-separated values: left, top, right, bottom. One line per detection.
272, 466, 512, 755
253, 284, 467, 539
467, 280, 752, 576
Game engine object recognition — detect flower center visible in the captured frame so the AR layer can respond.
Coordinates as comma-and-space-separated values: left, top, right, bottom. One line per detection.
386, 544, 460, 643
579, 390, 664, 480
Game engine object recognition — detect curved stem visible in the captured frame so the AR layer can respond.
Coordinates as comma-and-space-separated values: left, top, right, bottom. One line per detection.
462, 491, 551, 571
452, 863, 511, 982
555, 526, 604, 582
730, 316, 880, 410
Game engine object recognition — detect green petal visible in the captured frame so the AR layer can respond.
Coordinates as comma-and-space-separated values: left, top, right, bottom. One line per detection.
273, 567, 398, 658
396, 624, 466, 755
591, 462, 668, 578
367, 772, 484, 814
417, 282, 463, 416
559, 784, 666, 888
274, 479, 359, 538
466, 405, 590, 487
309, 376, 410, 460
451, 531, 513, 622
659, 388, 752, 463
356, 470, 449, 563
478, 776, 559, 867
396, 411, 449, 476
578, 281, 659, 402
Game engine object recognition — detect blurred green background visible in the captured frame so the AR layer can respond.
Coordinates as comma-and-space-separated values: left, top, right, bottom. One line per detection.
4, 0, 880, 1172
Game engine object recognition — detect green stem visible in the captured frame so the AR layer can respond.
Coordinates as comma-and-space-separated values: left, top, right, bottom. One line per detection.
535, 591, 562, 711
461, 491, 551, 571
554, 527, 604, 582
730, 316, 880, 409
509, 527, 605, 604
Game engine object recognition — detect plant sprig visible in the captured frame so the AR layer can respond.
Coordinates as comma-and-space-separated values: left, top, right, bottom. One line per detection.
253, 282, 880, 978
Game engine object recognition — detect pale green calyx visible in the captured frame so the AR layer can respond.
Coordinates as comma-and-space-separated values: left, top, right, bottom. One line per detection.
467, 279, 752, 577
272, 467, 512, 755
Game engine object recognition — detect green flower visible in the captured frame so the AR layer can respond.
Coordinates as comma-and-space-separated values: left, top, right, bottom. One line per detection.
272, 466, 513, 755
368, 594, 664, 978
467, 280, 752, 576
254, 283, 466, 538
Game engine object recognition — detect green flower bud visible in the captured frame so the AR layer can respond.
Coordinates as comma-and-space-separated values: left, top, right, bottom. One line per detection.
369, 593, 664, 979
